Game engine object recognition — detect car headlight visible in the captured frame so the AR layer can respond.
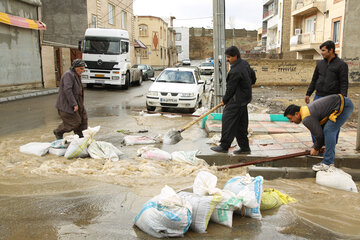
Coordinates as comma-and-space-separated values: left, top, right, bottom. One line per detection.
181, 93, 195, 97
147, 91, 158, 97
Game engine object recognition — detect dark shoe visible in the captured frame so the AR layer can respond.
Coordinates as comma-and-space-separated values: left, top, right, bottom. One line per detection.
210, 146, 228, 153
233, 148, 251, 154
53, 129, 63, 140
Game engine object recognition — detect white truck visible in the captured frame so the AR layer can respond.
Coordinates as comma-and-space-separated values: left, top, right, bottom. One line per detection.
80, 28, 143, 89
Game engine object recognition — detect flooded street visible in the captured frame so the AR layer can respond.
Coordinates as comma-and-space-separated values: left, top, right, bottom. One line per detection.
1, 81, 360, 239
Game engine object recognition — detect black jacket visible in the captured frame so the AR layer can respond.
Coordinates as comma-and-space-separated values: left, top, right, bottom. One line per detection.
306, 55, 348, 97
223, 58, 252, 106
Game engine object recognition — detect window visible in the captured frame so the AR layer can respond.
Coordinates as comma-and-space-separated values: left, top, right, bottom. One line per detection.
175, 33, 181, 41
333, 20, 340, 44
141, 48, 148, 58
176, 45, 182, 53
91, 15, 97, 28
108, 4, 114, 25
161, 47, 163, 59
121, 11, 127, 29
305, 16, 316, 33
121, 41, 129, 54
139, 24, 148, 36
160, 27, 162, 39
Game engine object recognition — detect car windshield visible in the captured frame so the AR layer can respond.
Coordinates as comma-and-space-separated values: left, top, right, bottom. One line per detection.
201, 63, 213, 67
132, 64, 146, 69
156, 70, 195, 84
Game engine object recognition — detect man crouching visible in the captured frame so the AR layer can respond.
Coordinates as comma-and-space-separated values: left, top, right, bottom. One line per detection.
284, 94, 353, 171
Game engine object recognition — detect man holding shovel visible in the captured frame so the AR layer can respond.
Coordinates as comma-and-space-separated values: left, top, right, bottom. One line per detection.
210, 46, 254, 154
284, 94, 353, 171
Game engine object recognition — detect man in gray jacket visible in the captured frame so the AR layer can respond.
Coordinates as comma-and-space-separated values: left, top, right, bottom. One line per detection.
284, 94, 353, 171
53, 59, 88, 139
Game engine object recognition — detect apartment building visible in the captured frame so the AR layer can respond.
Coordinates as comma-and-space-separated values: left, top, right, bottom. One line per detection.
174, 27, 190, 62
135, 16, 170, 67
262, 0, 295, 58
289, 0, 358, 59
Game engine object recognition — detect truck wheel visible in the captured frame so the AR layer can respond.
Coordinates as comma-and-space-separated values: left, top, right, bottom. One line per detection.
123, 72, 130, 89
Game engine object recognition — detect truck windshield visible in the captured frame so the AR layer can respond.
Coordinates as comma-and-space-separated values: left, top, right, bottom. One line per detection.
84, 37, 121, 55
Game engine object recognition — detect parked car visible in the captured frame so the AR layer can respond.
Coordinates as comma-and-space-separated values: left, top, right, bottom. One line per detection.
182, 58, 191, 66
146, 67, 204, 112
199, 62, 214, 75
132, 64, 155, 80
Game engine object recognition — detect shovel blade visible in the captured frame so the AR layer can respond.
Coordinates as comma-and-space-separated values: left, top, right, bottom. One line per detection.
163, 129, 183, 145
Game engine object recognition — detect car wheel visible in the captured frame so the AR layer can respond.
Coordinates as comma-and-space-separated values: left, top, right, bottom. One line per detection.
123, 71, 130, 89
136, 72, 143, 86
86, 83, 94, 88
189, 97, 199, 113
147, 105, 156, 111
143, 73, 148, 81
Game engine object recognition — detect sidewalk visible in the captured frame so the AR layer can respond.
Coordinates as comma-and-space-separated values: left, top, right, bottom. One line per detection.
0, 88, 58, 103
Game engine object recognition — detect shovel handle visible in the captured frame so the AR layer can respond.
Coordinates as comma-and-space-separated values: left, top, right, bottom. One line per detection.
180, 103, 223, 132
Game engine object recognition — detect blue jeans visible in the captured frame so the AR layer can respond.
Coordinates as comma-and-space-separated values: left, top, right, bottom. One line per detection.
322, 97, 354, 165
311, 94, 340, 145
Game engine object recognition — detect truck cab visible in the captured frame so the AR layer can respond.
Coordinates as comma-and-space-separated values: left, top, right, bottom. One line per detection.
80, 28, 142, 89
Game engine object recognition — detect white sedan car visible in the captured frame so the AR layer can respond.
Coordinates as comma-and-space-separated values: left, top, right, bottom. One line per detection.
199, 62, 214, 75
146, 67, 204, 112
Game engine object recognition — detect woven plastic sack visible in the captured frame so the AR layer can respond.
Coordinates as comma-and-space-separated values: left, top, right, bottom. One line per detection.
134, 186, 192, 238
19, 142, 51, 156
88, 141, 123, 161
316, 167, 358, 193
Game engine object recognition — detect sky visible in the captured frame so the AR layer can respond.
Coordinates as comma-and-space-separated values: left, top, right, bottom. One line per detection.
133, 0, 263, 30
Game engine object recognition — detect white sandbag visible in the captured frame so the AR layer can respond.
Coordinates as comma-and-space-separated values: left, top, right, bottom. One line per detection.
50, 139, 68, 149
141, 148, 171, 161
82, 125, 101, 139
64, 136, 91, 159
210, 189, 243, 228
193, 171, 222, 196
134, 186, 192, 238
19, 142, 51, 156
171, 150, 202, 165
223, 174, 264, 220
178, 191, 221, 233
49, 147, 67, 156
88, 141, 123, 162
316, 167, 358, 193
123, 135, 157, 145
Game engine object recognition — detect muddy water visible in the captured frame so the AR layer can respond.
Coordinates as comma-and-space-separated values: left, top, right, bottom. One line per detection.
1, 84, 360, 239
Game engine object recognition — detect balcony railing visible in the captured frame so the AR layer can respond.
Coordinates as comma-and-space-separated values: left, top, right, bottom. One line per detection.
293, 0, 326, 12
263, 10, 274, 19
262, 29, 268, 35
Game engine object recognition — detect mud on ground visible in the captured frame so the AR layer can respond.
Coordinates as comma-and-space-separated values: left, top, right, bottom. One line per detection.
251, 85, 359, 127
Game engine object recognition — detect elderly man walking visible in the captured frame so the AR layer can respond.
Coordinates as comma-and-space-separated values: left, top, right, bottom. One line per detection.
53, 59, 88, 139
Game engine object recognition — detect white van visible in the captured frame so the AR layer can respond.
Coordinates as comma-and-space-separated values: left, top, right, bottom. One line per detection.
80, 28, 142, 89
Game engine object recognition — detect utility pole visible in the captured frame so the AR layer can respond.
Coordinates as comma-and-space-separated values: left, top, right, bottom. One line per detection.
212, 0, 227, 112
357, 97, 360, 150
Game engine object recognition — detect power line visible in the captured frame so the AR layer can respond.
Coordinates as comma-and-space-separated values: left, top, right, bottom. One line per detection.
98, 0, 136, 25
175, 16, 212, 21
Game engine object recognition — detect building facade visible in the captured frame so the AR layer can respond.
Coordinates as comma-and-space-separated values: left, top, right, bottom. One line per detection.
174, 27, 189, 62
289, 0, 349, 59
0, 0, 45, 91
135, 16, 170, 67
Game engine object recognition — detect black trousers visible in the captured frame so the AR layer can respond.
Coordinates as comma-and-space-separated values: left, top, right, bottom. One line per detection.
56, 108, 88, 137
220, 103, 249, 150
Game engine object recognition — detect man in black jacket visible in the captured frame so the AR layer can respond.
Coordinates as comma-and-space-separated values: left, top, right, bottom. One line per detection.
305, 40, 348, 103
211, 46, 254, 154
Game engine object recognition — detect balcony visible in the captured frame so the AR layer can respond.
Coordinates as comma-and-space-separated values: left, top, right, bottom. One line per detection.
292, 0, 326, 16
263, 10, 274, 20
290, 32, 323, 52
262, 29, 268, 35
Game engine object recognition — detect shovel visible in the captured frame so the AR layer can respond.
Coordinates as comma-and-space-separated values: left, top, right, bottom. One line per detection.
163, 103, 223, 144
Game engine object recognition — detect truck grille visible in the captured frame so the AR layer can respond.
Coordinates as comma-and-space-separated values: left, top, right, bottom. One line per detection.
85, 61, 119, 70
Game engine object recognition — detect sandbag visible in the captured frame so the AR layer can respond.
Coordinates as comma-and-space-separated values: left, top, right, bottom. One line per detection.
134, 186, 192, 238
138, 147, 171, 161
50, 139, 68, 149
193, 171, 222, 196
223, 174, 264, 220
178, 191, 221, 233
64, 126, 100, 159
316, 167, 358, 193
260, 188, 297, 211
49, 147, 67, 157
171, 150, 202, 165
210, 189, 243, 228
19, 142, 51, 156
88, 141, 123, 162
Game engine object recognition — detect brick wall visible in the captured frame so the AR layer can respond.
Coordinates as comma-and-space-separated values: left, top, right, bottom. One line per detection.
281, 0, 297, 59
247, 59, 317, 86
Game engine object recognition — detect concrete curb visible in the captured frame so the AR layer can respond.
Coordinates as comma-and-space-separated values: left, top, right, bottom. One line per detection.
0, 88, 59, 103
248, 166, 360, 181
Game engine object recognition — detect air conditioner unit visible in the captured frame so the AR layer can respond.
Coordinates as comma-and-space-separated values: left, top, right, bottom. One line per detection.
295, 28, 301, 35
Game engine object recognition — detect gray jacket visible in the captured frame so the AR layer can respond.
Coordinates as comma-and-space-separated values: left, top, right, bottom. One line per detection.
56, 69, 83, 114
